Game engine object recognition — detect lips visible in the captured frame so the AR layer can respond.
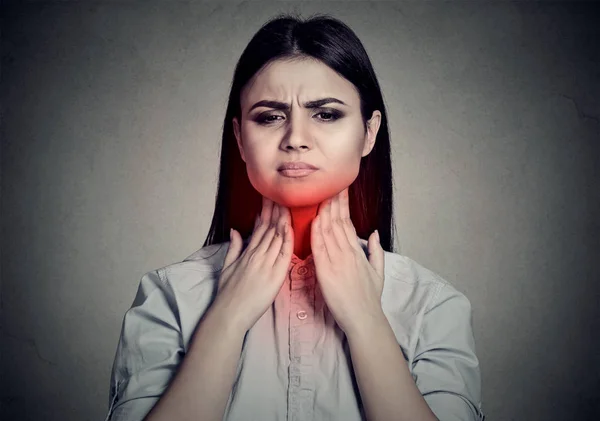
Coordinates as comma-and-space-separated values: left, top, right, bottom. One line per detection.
277, 161, 318, 171
278, 168, 318, 178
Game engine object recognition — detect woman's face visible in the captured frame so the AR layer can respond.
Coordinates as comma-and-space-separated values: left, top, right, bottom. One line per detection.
233, 57, 381, 208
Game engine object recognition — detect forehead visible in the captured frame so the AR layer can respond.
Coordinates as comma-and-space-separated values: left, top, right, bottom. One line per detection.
240, 58, 359, 106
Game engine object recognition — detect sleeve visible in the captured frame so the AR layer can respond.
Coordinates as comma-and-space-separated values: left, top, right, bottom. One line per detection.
105, 269, 184, 421
412, 283, 485, 421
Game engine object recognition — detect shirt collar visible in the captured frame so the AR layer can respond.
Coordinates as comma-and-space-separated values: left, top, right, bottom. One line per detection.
241, 236, 370, 264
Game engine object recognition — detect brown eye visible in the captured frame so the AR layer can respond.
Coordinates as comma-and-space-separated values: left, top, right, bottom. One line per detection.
316, 112, 334, 121
315, 110, 342, 122
255, 109, 343, 125
257, 114, 284, 125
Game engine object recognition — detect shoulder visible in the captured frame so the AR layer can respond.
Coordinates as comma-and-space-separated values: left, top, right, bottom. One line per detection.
381, 244, 467, 304
376, 243, 472, 335
124, 241, 232, 345
165, 241, 231, 290
376, 247, 477, 367
133, 241, 229, 301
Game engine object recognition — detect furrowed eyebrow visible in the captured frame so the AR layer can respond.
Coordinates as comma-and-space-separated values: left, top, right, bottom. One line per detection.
248, 97, 347, 112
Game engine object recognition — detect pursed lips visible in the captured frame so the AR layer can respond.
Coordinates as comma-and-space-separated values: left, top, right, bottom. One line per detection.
278, 162, 319, 170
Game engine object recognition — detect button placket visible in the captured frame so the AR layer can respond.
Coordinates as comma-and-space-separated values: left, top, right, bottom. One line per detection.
288, 260, 316, 421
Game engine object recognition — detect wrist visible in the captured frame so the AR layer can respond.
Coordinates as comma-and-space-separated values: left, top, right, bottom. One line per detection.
203, 299, 248, 339
345, 310, 390, 343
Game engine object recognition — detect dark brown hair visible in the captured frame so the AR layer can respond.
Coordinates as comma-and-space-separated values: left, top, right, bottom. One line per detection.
203, 13, 397, 253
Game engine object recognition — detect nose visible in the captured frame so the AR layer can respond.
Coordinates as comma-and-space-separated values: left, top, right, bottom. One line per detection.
280, 114, 312, 151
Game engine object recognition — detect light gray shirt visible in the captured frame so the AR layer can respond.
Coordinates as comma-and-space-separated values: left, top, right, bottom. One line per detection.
106, 238, 484, 421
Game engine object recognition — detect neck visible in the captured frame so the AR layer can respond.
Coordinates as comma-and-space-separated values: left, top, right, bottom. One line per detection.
290, 205, 319, 260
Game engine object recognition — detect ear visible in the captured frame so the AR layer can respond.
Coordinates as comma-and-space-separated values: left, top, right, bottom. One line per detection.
362, 110, 382, 157
232, 117, 246, 162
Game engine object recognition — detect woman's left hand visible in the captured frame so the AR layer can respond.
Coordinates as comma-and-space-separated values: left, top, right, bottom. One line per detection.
311, 187, 386, 337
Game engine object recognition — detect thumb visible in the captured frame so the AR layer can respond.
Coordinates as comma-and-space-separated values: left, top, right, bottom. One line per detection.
223, 228, 242, 270
368, 230, 385, 280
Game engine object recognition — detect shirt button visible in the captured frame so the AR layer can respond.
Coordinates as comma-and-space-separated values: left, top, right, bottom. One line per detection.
297, 310, 308, 320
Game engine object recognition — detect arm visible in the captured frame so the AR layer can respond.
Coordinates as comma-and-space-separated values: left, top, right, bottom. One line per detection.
106, 270, 245, 421
144, 302, 244, 421
347, 314, 439, 421
411, 284, 484, 421
346, 283, 484, 421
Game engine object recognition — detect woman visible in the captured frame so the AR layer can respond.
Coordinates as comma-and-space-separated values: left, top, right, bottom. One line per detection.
106, 13, 484, 421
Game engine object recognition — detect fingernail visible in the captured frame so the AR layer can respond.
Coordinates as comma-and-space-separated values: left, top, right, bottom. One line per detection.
375, 230, 380, 241
230, 228, 233, 241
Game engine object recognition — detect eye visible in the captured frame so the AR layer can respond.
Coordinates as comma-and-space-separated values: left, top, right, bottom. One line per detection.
256, 114, 284, 125
315, 111, 342, 122
254, 109, 343, 126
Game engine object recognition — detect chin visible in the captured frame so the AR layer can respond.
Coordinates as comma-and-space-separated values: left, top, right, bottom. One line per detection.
275, 186, 342, 208
251, 173, 356, 208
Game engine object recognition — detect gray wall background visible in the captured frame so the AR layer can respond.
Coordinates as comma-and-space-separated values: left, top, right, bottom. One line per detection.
2, 1, 598, 420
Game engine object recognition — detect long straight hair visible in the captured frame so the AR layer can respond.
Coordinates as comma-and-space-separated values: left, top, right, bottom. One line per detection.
202, 13, 397, 253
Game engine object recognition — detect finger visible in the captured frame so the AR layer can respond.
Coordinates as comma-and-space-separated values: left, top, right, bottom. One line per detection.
273, 211, 293, 273
260, 202, 282, 255
250, 197, 266, 235
223, 228, 242, 270
329, 190, 351, 253
311, 214, 331, 265
256, 202, 280, 255
270, 201, 280, 225
339, 187, 350, 220
248, 196, 274, 251
321, 196, 342, 258
246, 213, 261, 247
339, 188, 362, 253
368, 230, 385, 281
260, 196, 274, 227
267, 204, 290, 264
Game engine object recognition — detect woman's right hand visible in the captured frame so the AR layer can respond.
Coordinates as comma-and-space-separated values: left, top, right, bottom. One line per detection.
212, 196, 293, 334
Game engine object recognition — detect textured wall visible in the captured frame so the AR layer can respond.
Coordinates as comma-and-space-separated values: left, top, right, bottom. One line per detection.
1, 2, 598, 420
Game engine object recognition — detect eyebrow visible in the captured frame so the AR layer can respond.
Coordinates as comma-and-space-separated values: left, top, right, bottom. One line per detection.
248, 97, 348, 112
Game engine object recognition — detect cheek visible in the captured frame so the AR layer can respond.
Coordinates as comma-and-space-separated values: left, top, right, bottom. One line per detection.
239, 143, 277, 198
327, 153, 362, 187
325, 137, 364, 178
243, 153, 269, 186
